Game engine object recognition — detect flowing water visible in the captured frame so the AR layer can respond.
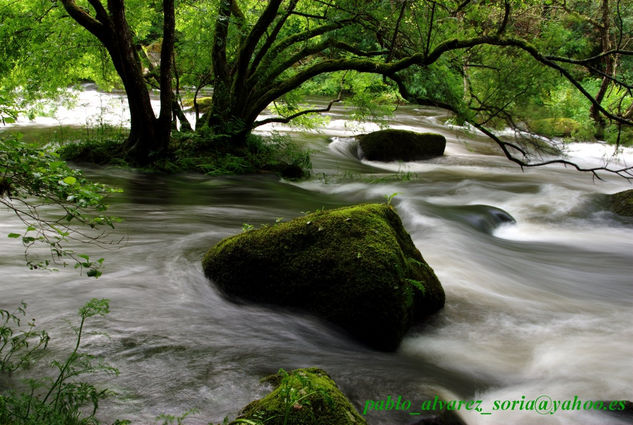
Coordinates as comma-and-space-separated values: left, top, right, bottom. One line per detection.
1, 89, 632, 425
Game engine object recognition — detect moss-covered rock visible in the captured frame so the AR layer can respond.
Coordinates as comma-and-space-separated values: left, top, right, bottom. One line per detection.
529, 118, 581, 138
228, 368, 366, 425
357, 129, 446, 162
202, 203, 445, 351
607, 189, 633, 217
182, 96, 213, 113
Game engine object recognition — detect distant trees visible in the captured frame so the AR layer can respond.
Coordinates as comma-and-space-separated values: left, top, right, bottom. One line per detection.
1, 0, 631, 174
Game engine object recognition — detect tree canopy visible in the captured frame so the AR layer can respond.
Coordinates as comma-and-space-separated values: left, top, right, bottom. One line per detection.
1, 0, 631, 174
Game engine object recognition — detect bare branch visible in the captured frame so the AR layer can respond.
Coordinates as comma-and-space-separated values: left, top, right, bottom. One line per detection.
291, 11, 327, 20
546, 49, 633, 65
253, 95, 342, 127
469, 120, 633, 180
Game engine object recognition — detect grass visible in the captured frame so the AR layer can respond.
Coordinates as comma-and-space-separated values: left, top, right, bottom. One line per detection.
54, 130, 312, 179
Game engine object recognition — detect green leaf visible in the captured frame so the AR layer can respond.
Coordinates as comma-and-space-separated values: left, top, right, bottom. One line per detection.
62, 176, 77, 185
8, 233, 21, 238
86, 269, 102, 278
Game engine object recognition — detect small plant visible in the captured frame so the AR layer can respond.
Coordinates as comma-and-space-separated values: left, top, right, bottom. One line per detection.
384, 192, 399, 207
242, 223, 255, 232
0, 303, 49, 373
0, 299, 120, 425
404, 278, 426, 295
156, 408, 199, 425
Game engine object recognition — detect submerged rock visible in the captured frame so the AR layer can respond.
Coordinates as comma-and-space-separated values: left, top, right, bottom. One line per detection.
437, 204, 516, 234
228, 368, 367, 425
182, 96, 212, 114
357, 129, 446, 162
202, 203, 445, 351
607, 189, 633, 217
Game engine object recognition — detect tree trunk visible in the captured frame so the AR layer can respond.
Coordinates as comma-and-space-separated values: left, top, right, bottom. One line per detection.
59, 0, 173, 165
589, 0, 613, 139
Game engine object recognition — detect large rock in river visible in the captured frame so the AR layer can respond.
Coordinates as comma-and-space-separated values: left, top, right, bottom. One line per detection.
607, 189, 633, 217
357, 129, 446, 161
202, 203, 445, 351
228, 368, 367, 425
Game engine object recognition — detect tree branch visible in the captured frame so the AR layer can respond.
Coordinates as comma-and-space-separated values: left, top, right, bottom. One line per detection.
253, 95, 342, 127
546, 49, 633, 65
258, 39, 388, 92
87, 0, 109, 24
158, 0, 175, 132
469, 120, 633, 180
233, 0, 284, 92
249, 0, 300, 77
496, 0, 510, 35
212, 0, 232, 83
251, 20, 351, 83
59, 0, 106, 40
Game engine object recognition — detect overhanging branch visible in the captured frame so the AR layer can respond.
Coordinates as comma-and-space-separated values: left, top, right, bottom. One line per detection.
469, 120, 633, 180
253, 95, 342, 128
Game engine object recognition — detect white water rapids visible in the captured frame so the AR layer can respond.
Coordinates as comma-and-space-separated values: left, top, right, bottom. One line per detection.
1, 88, 632, 425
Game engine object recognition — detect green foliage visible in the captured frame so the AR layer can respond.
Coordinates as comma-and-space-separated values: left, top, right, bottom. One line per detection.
0, 135, 121, 276
156, 409, 199, 425
0, 299, 118, 425
153, 132, 312, 177
0, 303, 49, 374
58, 139, 129, 166
0, 1, 119, 117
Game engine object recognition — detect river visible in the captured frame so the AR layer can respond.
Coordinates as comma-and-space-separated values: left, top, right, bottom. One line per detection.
1, 89, 632, 425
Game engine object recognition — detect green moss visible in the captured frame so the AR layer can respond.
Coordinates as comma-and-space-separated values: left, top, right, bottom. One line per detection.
357, 129, 446, 162
181, 96, 213, 113
608, 189, 633, 217
529, 118, 581, 138
229, 368, 367, 425
202, 203, 445, 351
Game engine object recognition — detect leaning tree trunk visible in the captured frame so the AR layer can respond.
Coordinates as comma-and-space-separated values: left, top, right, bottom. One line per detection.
59, 0, 174, 165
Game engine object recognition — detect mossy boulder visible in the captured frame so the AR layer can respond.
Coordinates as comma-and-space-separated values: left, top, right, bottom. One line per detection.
607, 189, 633, 217
529, 118, 581, 138
228, 368, 366, 425
357, 129, 446, 162
202, 203, 445, 351
182, 96, 212, 113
